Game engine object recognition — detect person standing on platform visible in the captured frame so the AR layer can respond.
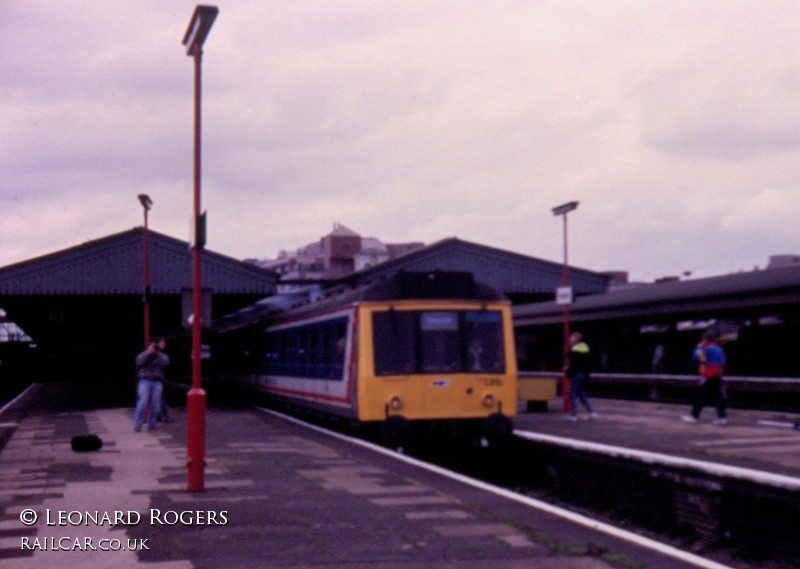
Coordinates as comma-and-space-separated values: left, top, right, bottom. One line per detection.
565, 332, 596, 422
682, 331, 727, 425
651, 344, 666, 373
133, 337, 170, 432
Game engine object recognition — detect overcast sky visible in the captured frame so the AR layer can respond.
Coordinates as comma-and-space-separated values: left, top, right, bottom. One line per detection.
2, 1, 799, 282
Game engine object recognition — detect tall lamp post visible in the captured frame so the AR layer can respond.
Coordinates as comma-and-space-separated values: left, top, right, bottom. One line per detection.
138, 194, 153, 349
182, 4, 218, 493
551, 201, 579, 413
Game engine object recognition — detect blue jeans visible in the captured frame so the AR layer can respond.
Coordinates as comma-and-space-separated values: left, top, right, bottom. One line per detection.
569, 372, 594, 417
134, 379, 163, 430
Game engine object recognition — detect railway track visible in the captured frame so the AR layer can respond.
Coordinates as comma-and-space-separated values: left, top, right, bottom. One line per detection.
508, 430, 800, 569
257, 403, 797, 569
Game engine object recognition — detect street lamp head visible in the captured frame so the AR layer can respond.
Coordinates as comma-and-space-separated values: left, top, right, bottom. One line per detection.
138, 194, 153, 211
551, 201, 579, 217
182, 5, 219, 55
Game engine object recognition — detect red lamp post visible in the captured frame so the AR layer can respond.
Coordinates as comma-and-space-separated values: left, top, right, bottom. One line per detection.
138, 194, 153, 349
182, 4, 218, 493
552, 201, 579, 413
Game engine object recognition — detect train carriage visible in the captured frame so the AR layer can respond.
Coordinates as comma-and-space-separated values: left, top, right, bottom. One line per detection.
211, 271, 517, 446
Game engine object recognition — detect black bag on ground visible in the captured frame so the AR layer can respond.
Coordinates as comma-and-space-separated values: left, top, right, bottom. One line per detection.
71, 434, 103, 452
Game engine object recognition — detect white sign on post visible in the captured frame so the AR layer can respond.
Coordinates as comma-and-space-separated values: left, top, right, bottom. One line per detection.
556, 286, 573, 305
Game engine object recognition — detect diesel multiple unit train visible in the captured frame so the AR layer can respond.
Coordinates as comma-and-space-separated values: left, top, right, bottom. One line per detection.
209, 272, 518, 446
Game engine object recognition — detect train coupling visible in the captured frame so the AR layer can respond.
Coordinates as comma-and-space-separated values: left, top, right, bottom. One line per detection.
481, 412, 514, 447
381, 415, 411, 451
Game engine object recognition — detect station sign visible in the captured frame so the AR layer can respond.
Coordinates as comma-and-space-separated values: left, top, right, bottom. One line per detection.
556, 286, 573, 305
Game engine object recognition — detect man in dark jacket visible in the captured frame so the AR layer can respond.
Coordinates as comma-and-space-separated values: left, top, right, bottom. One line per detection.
133, 338, 170, 431
565, 332, 596, 422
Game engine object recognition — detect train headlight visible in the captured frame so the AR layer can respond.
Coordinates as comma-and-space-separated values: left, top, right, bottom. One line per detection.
482, 394, 496, 408
389, 396, 404, 411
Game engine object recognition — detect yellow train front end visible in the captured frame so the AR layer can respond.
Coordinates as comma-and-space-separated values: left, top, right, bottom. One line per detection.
355, 299, 517, 446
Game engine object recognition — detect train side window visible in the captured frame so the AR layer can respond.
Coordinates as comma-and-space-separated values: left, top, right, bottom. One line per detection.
278, 332, 287, 373
325, 320, 347, 379
263, 332, 278, 373
309, 326, 319, 371
334, 322, 347, 366
320, 324, 329, 364
277, 331, 286, 371
299, 328, 308, 370
287, 330, 301, 374
373, 311, 415, 375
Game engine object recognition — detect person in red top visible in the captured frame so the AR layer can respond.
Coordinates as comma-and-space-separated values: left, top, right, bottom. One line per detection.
682, 331, 727, 425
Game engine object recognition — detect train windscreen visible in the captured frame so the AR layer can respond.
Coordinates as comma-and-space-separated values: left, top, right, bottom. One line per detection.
372, 310, 504, 375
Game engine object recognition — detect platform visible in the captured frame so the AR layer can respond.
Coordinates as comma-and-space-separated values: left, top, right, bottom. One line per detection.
515, 398, 800, 481
0, 383, 735, 569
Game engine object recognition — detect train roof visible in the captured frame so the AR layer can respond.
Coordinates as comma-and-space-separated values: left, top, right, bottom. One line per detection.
214, 271, 505, 333
513, 265, 800, 326
361, 271, 504, 301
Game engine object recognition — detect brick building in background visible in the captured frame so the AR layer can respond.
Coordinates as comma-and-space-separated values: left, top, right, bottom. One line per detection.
255, 224, 424, 289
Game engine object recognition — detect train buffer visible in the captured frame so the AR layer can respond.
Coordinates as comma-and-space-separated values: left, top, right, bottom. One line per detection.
517, 374, 558, 412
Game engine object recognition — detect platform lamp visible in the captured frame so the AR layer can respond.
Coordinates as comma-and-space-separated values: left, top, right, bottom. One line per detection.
182, 4, 218, 493
551, 200, 579, 413
138, 194, 153, 349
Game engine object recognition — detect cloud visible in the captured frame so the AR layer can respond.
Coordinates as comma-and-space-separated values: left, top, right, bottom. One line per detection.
2, 1, 800, 285
721, 188, 800, 235
632, 3, 800, 161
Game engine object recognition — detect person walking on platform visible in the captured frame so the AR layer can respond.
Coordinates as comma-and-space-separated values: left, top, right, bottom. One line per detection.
133, 337, 170, 432
682, 331, 727, 425
565, 332, 596, 422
